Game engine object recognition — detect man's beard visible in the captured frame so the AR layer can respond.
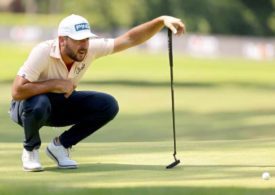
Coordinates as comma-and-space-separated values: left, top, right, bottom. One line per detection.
64, 45, 87, 62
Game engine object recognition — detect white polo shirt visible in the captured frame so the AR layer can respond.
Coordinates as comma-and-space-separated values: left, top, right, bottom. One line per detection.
18, 38, 114, 86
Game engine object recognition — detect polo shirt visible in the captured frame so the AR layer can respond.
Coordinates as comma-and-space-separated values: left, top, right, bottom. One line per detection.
18, 38, 114, 86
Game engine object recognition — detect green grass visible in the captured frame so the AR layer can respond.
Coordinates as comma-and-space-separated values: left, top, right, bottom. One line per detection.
0, 140, 275, 195
0, 12, 65, 27
1, 43, 275, 194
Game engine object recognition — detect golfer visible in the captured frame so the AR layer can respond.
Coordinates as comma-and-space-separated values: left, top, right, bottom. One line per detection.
10, 14, 185, 171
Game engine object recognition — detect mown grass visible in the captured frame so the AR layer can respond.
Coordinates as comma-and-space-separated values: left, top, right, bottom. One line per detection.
0, 12, 64, 27
0, 140, 274, 195
0, 43, 275, 194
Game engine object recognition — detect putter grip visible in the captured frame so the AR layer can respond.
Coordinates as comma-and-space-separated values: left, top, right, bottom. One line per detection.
168, 29, 173, 68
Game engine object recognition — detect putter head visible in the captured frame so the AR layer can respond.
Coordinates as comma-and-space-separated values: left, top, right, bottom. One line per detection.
166, 159, 180, 169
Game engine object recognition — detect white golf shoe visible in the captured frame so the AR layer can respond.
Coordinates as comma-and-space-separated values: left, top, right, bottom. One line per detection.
46, 140, 77, 169
22, 148, 43, 172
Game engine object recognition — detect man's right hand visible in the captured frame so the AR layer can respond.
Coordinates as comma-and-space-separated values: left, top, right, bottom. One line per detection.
56, 79, 76, 98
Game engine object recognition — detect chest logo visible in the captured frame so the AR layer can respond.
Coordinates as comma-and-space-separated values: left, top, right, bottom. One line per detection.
75, 63, 86, 75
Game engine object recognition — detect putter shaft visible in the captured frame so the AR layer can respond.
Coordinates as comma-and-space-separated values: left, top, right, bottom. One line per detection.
168, 29, 177, 158
166, 29, 180, 169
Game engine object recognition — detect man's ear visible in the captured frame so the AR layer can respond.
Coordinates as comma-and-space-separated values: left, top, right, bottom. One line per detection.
59, 36, 66, 46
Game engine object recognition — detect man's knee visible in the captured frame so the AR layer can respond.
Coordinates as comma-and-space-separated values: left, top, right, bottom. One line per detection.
103, 94, 119, 120
22, 95, 51, 122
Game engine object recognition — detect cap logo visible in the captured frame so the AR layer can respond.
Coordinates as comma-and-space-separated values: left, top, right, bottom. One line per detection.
75, 23, 90, 31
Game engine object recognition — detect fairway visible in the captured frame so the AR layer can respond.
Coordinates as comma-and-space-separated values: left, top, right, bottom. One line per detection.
1, 45, 275, 194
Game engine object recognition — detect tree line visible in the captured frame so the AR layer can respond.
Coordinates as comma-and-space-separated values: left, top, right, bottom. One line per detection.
7, 0, 275, 37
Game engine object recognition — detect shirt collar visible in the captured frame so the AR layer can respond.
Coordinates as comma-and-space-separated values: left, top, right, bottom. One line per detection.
50, 38, 61, 59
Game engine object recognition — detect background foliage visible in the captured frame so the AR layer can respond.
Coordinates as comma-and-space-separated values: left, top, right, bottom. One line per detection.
3, 0, 275, 36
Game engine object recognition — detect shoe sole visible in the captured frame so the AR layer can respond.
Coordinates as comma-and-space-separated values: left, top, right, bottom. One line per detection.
46, 147, 77, 169
23, 166, 44, 172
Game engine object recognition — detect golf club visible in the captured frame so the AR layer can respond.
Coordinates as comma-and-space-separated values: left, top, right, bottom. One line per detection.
166, 29, 180, 169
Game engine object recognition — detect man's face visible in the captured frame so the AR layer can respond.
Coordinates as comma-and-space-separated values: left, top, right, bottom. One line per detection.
61, 37, 89, 62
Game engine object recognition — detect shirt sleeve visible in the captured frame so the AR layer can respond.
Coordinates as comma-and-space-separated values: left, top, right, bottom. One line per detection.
89, 38, 114, 60
17, 43, 49, 82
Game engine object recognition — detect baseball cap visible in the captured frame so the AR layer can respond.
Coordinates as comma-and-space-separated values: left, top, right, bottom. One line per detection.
58, 14, 97, 40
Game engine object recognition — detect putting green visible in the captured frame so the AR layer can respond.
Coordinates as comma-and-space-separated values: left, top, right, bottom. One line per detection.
1, 46, 275, 194
0, 140, 274, 194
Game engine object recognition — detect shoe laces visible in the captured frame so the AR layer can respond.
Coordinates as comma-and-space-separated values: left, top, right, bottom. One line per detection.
53, 137, 73, 158
25, 149, 39, 161
67, 147, 73, 158
60, 146, 72, 158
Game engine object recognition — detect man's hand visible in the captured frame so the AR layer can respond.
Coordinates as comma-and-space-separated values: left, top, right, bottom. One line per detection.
56, 79, 76, 98
113, 15, 185, 53
161, 16, 185, 35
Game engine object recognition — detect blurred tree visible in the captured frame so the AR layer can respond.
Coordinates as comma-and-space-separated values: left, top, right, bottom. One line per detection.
240, 0, 275, 36
25, 0, 37, 13
35, 0, 61, 13
63, 0, 147, 34
4, 0, 275, 36
9, 0, 25, 12
145, 0, 172, 18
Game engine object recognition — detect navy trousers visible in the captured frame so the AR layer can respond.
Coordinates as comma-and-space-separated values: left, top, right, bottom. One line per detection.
10, 91, 119, 151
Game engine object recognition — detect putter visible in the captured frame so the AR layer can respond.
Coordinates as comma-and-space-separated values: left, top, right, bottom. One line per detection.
166, 29, 180, 169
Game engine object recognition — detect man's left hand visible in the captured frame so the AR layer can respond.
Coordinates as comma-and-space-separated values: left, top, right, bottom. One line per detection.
161, 16, 185, 35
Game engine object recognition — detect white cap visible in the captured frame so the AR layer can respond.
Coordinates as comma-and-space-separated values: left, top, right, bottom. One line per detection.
58, 14, 97, 40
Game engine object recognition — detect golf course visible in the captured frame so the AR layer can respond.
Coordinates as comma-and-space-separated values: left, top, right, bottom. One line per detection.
0, 43, 275, 194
